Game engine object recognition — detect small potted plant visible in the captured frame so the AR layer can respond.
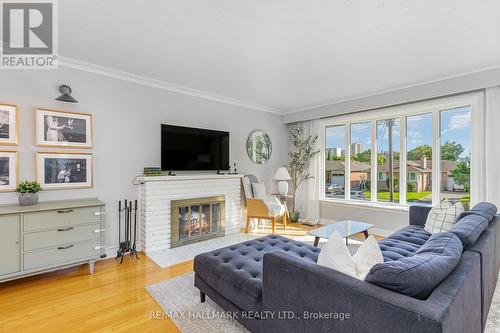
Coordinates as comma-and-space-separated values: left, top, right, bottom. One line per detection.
17, 181, 41, 206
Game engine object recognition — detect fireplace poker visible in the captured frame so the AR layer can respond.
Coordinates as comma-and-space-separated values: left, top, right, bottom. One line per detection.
131, 200, 139, 259
117, 199, 139, 263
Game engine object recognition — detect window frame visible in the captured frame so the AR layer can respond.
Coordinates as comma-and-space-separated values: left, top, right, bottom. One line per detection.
319, 93, 484, 209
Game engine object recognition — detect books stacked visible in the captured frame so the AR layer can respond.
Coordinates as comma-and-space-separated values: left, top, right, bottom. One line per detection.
143, 167, 162, 176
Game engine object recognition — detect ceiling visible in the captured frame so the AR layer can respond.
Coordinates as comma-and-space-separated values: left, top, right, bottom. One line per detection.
59, 0, 500, 113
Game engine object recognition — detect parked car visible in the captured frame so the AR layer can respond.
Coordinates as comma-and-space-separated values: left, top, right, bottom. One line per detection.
327, 184, 344, 192
325, 190, 365, 199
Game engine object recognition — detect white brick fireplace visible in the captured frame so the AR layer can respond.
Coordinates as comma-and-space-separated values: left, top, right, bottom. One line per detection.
138, 174, 243, 253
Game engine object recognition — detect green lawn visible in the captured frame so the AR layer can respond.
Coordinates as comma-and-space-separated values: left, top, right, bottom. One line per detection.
364, 191, 432, 202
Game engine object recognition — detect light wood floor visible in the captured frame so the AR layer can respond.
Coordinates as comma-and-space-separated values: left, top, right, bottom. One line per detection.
0, 223, 375, 333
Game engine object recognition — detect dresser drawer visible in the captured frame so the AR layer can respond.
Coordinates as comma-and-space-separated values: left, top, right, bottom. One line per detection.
23, 239, 101, 271
24, 224, 102, 251
23, 207, 101, 231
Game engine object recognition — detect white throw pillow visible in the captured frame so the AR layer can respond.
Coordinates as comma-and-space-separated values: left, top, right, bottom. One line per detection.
252, 183, 267, 199
317, 231, 383, 280
424, 200, 465, 234
353, 236, 384, 280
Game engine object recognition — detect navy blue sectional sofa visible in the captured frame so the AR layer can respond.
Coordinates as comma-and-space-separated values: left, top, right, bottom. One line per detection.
194, 202, 499, 333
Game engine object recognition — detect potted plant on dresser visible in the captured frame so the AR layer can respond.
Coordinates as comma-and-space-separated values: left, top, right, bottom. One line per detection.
17, 180, 41, 206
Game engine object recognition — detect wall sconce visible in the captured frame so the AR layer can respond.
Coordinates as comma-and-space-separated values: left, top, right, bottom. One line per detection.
55, 85, 78, 103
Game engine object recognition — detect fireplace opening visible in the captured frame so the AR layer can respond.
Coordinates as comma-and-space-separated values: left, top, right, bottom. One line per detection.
171, 196, 225, 248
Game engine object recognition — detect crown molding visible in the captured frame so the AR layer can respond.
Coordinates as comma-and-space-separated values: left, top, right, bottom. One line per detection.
283, 64, 500, 115
58, 56, 283, 114
58, 56, 500, 118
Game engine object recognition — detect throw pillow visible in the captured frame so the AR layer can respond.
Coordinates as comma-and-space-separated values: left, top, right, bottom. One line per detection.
252, 183, 267, 200
353, 236, 385, 279
424, 200, 465, 234
365, 232, 463, 299
317, 231, 383, 280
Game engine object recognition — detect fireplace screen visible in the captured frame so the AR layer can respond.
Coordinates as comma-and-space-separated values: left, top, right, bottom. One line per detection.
171, 196, 225, 248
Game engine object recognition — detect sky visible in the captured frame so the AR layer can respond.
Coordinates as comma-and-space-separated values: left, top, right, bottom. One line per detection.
325, 106, 471, 158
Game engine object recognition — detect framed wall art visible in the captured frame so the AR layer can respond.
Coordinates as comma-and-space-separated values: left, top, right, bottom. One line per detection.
0, 103, 18, 145
36, 152, 93, 190
35, 108, 93, 148
0, 150, 18, 192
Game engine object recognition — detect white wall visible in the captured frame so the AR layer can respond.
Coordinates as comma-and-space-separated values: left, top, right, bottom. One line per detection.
284, 67, 500, 123
320, 202, 408, 236
0, 67, 288, 251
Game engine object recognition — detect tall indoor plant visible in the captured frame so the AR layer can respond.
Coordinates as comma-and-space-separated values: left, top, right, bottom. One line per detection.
17, 180, 41, 206
287, 126, 319, 222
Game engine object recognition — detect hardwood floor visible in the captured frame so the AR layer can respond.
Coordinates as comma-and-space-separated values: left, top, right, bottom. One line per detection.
0, 253, 191, 333
0, 223, 376, 332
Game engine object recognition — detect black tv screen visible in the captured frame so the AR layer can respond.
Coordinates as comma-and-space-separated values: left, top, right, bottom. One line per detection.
161, 124, 229, 171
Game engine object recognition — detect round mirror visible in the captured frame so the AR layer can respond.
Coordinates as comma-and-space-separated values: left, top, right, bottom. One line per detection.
246, 130, 272, 164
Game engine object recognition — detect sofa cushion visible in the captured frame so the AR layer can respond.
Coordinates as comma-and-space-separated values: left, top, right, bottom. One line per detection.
366, 232, 463, 299
450, 214, 489, 249
378, 238, 422, 262
387, 225, 431, 246
193, 235, 319, 312
457, 202, 498, 223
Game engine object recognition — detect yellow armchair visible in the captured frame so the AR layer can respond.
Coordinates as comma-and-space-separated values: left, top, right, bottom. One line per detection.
244, 196, 287, 234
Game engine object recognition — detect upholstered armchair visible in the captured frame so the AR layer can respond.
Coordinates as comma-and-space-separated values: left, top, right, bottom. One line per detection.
242, 175, 287, 234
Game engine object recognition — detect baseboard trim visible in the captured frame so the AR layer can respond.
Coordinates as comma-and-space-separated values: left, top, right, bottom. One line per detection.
104, 246, 118, 259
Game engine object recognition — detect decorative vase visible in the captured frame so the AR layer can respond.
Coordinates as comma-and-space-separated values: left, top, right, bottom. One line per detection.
290, 212, 300, 223
18, 193, 39, 206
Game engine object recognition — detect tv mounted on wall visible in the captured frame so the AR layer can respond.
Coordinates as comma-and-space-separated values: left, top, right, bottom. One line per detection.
161, 124, 229, 171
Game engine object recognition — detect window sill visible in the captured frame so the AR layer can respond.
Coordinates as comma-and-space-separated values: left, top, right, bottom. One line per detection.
320, 198, 413, 213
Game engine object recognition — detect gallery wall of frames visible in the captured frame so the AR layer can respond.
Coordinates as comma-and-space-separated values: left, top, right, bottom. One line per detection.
0, 103, 93, 192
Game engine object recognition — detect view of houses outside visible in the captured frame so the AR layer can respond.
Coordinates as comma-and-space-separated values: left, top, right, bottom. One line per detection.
325, 106, 471, 205
406, 113, 433, 204
440, 107, 471, 205
325, 125, 346, 199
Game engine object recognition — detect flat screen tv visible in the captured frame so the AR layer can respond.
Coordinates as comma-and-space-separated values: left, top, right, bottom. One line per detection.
161, 124, 229, 171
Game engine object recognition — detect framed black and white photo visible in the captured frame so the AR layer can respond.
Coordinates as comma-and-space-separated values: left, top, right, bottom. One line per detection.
37, 152, 93, 189
0, 103, 18, 145
35, 108, 93, 148
0, 151, 18, 192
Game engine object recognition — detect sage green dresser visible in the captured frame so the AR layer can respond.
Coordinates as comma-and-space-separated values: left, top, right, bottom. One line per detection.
0, 198, 106, 282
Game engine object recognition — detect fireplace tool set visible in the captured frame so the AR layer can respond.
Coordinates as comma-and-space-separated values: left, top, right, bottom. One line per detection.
117, 199, 139, 263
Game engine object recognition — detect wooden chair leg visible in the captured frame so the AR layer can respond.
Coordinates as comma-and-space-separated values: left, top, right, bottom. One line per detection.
271, 217, 276, 234
245, 216, 251, 233
283, 212, 287, 229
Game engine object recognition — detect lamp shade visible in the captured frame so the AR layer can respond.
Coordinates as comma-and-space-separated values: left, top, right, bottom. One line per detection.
274, 167, 291, 181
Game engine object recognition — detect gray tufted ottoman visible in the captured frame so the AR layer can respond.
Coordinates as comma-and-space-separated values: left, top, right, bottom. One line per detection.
193, 235, 319, 324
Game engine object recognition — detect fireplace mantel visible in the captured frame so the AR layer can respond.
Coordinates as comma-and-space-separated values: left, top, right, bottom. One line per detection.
138, 174, 244, 183
138, 174, 243, 253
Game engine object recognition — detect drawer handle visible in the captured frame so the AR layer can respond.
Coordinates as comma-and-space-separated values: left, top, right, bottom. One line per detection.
57, 245, 74, 250
94, 228, 106, 233
57, 209, 74, 214
94, 212, 106, 216
57, 227, 74, 232
94, 246, 106, 251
